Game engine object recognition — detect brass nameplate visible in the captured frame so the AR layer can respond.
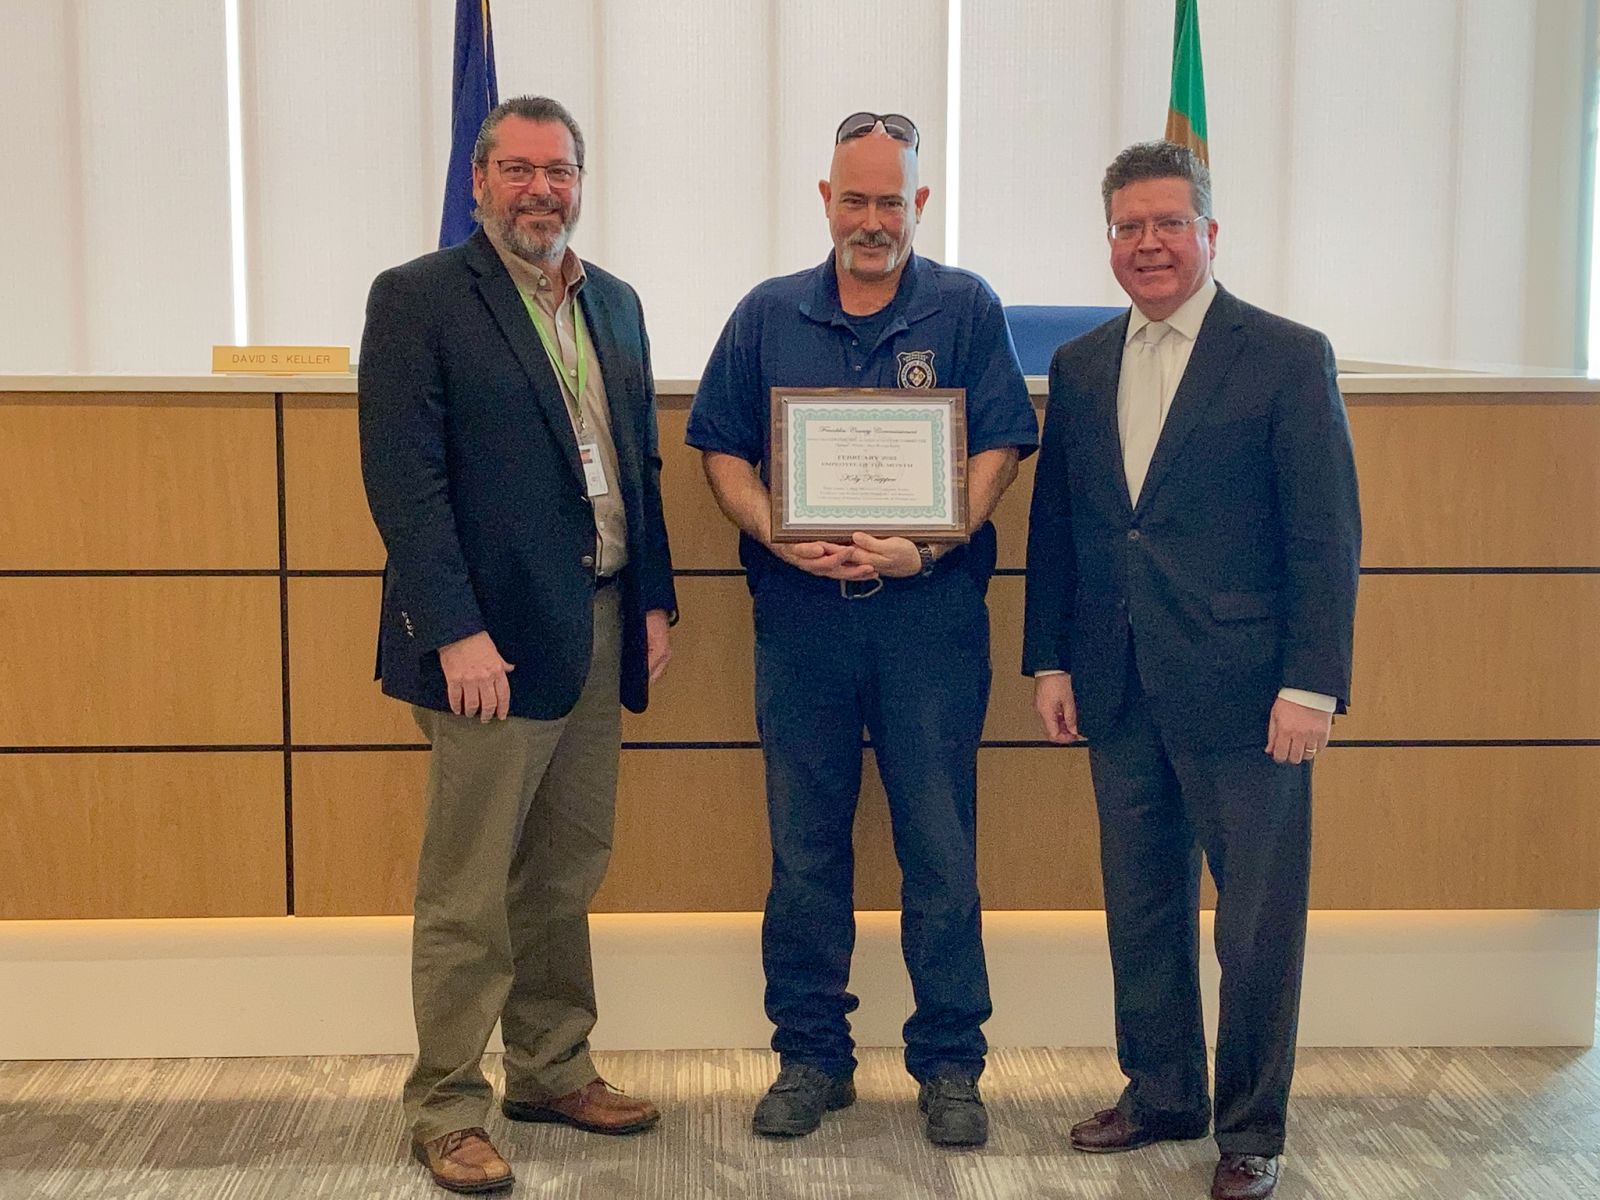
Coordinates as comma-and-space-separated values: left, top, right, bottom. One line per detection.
212, 345, 351, 374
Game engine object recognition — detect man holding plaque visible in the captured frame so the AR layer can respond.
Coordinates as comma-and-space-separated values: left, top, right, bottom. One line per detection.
1023, 141, 1359, 1200
686, 113, 1037, 1148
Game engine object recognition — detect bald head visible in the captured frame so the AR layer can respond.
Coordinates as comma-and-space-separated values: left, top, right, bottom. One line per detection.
820, 130, 929, 284
829, 128, 920, 191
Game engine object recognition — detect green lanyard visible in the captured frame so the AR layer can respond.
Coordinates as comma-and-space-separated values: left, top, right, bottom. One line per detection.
519, 288, 589, 420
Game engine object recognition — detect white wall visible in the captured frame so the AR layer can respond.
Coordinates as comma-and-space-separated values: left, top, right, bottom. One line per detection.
0, 0, 234, 373
238, 0, 454, 353
3, 912, 1595, 1057
0, 0, 1592, 377
961, 0, 1592, 372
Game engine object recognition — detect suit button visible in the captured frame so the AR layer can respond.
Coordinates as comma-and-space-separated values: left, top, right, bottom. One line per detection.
1126, 529, 1141, 542
581, 554, 595, 568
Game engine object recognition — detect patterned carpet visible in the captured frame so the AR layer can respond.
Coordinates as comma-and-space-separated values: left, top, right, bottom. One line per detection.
1, 1043, 1597, 1199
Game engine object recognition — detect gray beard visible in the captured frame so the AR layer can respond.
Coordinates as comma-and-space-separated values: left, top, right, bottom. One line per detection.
480, 206, 576, 267
841, 236, 902, 278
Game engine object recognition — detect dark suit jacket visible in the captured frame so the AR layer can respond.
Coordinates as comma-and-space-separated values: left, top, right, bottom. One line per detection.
1022, 285, 1360, 750
357, 230, 676, 720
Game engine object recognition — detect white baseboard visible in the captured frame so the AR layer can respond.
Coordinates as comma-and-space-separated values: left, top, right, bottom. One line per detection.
0, 910, 1592, 1059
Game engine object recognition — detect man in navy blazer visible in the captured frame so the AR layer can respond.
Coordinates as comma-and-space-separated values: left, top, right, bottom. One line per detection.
359, 96, 676, 1194
1023, 142, 1359, 1200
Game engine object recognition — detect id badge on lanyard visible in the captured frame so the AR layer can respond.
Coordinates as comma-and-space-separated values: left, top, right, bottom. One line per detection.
524, 291, 610, 498
577, 442, 609, 497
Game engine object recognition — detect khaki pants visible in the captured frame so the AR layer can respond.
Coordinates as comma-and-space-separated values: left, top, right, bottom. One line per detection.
403, 588, 622, 1145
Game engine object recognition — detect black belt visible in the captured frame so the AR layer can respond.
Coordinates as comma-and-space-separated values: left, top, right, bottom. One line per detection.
594, 572, 621, 590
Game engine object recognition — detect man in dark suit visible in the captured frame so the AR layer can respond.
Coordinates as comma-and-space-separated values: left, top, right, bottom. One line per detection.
1022, 141, 1360, 1200
359, 95, 676, 1195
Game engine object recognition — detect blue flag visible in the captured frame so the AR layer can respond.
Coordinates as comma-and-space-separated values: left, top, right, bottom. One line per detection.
439, 0, 499, 248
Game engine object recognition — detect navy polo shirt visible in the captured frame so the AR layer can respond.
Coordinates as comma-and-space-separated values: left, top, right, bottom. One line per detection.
687, 253, 1038, 587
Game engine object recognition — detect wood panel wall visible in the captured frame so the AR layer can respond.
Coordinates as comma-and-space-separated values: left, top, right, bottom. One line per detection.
1, 387, 1596, 919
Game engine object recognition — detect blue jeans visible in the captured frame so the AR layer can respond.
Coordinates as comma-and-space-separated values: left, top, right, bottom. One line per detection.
753, 567, 993, 1082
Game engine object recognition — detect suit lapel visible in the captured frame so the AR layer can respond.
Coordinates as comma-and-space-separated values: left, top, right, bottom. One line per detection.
1133, 287, 1246, 517
576, 278, 638, 475
465, 232, 586, 491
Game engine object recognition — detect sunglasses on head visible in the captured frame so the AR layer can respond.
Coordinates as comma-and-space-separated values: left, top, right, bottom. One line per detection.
835, 111, 919, 152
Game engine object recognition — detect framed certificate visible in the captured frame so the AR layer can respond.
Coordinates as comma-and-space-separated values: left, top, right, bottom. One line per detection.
769, 387, 968, 543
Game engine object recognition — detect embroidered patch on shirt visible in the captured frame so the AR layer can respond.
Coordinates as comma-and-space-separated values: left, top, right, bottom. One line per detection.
896, 350, 937, 388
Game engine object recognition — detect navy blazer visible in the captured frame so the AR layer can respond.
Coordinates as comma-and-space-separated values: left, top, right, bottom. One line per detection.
1022, 285, 1361, 750
358, 230, 677, 719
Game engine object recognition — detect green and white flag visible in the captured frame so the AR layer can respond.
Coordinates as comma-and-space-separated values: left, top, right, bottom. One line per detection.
1165, 0, 1208, 163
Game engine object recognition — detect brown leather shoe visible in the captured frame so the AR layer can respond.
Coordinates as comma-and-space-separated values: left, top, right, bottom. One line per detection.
1069, 1106, 1210, 1153
502, 1078, 661, 1135
412, 1127, 513, 1194
1211, 1154, 1280, 1199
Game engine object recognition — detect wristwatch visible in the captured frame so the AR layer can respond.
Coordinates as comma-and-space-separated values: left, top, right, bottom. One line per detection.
916, 543, 936, 577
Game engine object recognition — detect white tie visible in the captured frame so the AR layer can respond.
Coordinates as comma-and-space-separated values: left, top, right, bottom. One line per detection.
1122, 320, 1171, 506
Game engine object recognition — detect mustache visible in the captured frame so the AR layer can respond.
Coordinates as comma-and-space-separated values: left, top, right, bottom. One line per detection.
848, 230, 893, 248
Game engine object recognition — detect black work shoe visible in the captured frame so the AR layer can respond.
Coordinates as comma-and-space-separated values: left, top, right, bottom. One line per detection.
751, 1064, 856, 1137
918, 1074, 989, 1147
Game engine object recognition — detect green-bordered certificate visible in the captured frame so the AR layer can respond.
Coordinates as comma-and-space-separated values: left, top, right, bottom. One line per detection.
769, 388, 968, 543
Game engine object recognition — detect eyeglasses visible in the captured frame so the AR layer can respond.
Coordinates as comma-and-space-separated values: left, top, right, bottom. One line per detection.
835, 111, 919, 152
494, 158, 583, 189
1107, 215, 1210, 242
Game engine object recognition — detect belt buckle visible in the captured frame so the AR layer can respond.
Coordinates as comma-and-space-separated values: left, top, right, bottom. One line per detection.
839, 577, 883, 600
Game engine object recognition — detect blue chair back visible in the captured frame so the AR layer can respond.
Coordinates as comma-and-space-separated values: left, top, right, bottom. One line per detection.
1005, 305, 1126, 374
